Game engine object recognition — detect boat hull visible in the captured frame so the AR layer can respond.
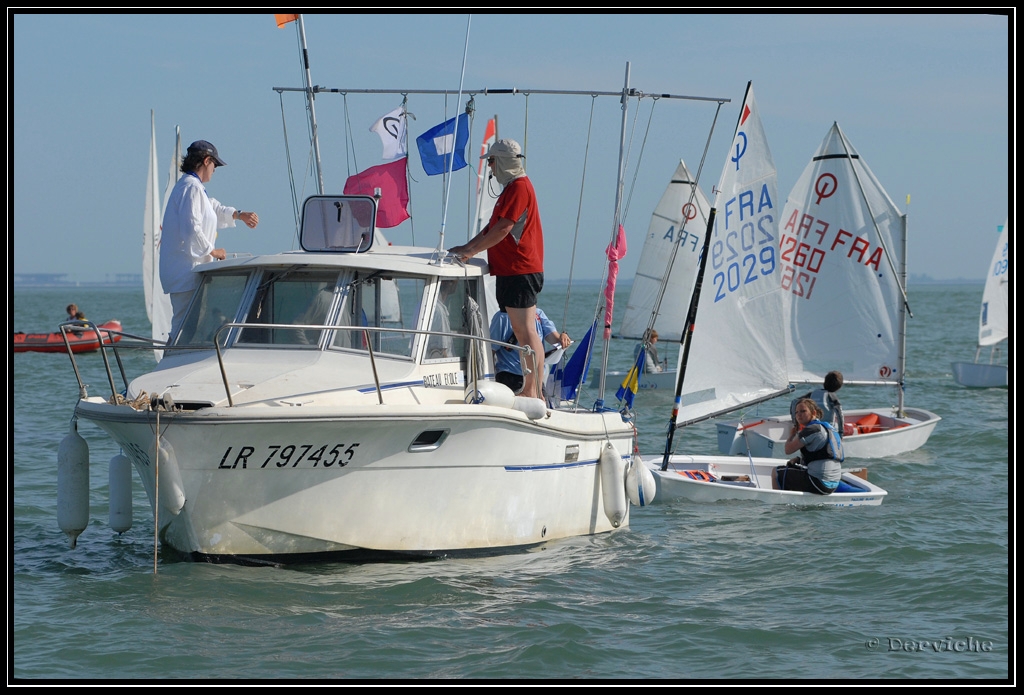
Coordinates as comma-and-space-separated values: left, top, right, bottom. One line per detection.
13, 320, 122, 354
951, 361, 1008, 388
75, 398, 634, 561
715, 407, 941, 460
644, 454, 886, 507
589, 367, 677, 393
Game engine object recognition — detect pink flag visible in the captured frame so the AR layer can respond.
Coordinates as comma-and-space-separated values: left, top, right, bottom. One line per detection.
603, 224, 628, 340
343, 157, 410, 229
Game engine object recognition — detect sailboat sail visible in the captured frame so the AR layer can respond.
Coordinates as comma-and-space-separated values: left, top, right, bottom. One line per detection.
978, 219, 1009, 348
674, 83, 787, 425
144, 113, 175, 361
618, 159, 712, 342
780, 122, 906, 384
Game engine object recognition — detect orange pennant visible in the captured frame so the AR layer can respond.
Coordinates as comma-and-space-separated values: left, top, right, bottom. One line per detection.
275, 14, 298, 28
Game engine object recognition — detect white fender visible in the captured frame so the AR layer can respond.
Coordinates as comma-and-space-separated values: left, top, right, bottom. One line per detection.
465, 380, 515, 408
108, 452, 133, 534
599, 441, 627, 527
512, 396, 547, 420
156, 439, 186, 517
57, 419, 90, 548
625, 453, 657, 507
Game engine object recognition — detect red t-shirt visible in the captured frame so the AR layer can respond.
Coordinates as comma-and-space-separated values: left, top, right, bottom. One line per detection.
485, 176, 543, 276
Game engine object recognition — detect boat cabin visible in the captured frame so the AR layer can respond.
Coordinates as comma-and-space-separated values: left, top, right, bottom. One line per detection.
168, 195, 494, 376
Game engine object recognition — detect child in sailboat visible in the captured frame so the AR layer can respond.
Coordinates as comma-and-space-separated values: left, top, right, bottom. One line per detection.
789, 370, 845, 434
634, 329, 664, 373
774, 399, 844, 495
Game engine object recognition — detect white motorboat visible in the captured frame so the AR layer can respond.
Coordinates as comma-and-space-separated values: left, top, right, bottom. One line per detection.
640, 84, 884, 505
59, 20, 739, 561
715, 122, 940, 459
68, 197, 638, 562
952, 218, 1009, 388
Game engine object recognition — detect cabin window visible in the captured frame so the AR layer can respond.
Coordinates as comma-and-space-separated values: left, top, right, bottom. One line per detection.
237, 270, 341, 346
174, 273, 250, 346
424, 278, 487, 373
331, 275, 425, 358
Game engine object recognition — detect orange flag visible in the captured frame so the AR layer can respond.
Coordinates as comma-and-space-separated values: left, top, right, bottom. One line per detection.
275, 14, 298, 28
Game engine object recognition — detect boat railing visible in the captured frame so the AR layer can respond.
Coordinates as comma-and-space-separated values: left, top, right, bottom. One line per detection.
70, 320, 540, 409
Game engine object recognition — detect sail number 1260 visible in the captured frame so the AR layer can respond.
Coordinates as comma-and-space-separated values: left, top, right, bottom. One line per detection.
218, 443, 361, 469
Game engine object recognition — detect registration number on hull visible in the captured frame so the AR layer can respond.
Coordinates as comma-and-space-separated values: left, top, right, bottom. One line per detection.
218, 443, 361, 469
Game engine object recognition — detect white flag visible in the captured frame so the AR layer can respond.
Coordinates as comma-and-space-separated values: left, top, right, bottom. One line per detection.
370, 105, 407, 161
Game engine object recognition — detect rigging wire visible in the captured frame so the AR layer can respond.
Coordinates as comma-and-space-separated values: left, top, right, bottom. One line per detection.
436, 14, 473, 259
278, 90, 302, 247
643, 102, 725, 341
342, 92, 359, 179
560, 95, 598, 337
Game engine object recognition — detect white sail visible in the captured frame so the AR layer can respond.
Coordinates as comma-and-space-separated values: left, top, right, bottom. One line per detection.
978, 219, 1009, 347
780, 122, 906, 384
675, 83, 788, 424
143, 112, 174, 361
472, 116, 498, 326
618, 159, 712, 342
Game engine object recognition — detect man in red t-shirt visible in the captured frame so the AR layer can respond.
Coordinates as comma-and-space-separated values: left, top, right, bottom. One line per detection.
448, 138, 546, 400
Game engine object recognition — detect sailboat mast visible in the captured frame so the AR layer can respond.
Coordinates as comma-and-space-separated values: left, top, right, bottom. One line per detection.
661, 208, 716, 470
596, 62, 631, 404
897, 212, 908, 416
296, 15, 324, 195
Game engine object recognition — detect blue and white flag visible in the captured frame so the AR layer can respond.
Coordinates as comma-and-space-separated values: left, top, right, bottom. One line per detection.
615, 346, 646, 409
416, 113, 469, 176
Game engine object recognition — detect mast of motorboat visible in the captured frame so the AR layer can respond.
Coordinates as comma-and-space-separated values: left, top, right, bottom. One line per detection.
436, 14, 473, 259
595, 62, 632, 405
295, 14, 324, 195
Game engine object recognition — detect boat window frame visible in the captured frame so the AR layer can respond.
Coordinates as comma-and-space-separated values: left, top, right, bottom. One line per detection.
299, 195, 377, 253
328, 271, 426, 362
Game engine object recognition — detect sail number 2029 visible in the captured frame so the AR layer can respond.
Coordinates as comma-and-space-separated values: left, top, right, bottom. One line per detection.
218, 443, 360, 469
710, 214, 777, 302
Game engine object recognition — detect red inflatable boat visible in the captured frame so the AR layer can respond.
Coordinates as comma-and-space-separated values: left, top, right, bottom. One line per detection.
13, 320, 123, 354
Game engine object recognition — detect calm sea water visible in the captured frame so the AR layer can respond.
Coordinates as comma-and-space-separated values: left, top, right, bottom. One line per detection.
12, 281, 1009, 681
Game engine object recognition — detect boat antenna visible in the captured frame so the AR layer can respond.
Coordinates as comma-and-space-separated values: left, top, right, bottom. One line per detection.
435, 14, 473, 261
295, 15, 324, 194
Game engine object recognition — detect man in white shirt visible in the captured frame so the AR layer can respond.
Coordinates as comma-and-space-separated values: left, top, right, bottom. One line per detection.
160, 140, 259, 339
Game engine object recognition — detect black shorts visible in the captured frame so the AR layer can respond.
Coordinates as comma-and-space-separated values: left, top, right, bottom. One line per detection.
495, 371, 524, 394
775, 464, 834, 495
496, 273, 544, 310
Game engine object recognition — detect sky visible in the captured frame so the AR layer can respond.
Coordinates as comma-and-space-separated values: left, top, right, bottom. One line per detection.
11, 12, 1012, 285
